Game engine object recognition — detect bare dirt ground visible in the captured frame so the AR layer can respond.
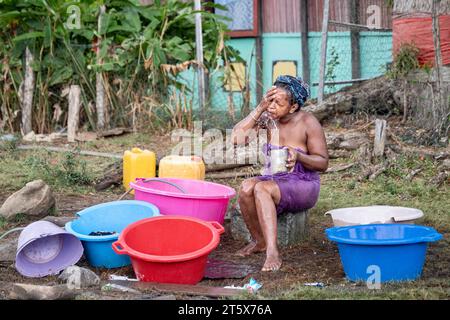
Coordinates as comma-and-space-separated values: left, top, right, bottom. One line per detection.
0, 117, 448, 300
0, 188, 344, 300
1, 186, 447, 300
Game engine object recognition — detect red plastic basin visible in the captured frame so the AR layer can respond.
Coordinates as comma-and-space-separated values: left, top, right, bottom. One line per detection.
112, 216, 224, 284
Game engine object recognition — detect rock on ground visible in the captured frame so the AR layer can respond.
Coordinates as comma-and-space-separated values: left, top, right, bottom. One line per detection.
58, 266, 100, 289
9, 283, 78, 300
0, 180, 55, 221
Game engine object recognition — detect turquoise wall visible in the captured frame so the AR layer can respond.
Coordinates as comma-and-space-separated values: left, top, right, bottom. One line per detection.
209, 38, 258, 113
261, 33, 303, 92
175, 32, 392, 111
174, 38, 257, 114
308, 32, 353, 98
359, 31, 393, 79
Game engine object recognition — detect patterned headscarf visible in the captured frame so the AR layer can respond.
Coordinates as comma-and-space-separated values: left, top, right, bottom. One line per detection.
274, 75, 310, 107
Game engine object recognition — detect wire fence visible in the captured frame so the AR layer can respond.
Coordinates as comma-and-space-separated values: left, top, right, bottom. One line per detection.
316, 0, 393, 102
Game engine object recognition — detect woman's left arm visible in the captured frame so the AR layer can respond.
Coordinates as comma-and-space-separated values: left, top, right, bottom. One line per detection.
293, 116, 329, 172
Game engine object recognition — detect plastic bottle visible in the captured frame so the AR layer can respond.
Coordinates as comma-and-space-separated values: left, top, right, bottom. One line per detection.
158, 155, 205, 180
123, 148, 156, 193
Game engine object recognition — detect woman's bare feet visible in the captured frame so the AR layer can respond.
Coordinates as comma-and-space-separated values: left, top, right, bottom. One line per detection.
262, 253, 282, 271
235, 241, 266, 257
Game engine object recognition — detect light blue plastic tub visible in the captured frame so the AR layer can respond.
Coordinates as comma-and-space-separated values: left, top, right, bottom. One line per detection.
65, 200, 160, 268
326, 224, 442, 283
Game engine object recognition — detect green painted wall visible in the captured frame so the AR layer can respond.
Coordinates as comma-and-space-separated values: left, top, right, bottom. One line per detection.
359, 31, 393, 79
174, 32, 392, 111
307, 32, 353, 98
209, 38, 258, 114
261, 33, 303, 93
173, 38, 257, 115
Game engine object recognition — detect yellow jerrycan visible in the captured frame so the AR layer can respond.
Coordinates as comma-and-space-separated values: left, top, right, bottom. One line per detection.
123, 148, 156, 193
158, 155, 205, 180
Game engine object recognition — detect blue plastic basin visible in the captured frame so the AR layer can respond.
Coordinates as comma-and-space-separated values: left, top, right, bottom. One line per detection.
326, 224, 442, 283
65, 200, 160, 268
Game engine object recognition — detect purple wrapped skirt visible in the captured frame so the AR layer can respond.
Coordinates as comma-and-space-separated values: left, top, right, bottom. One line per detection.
257, 144, 320, 215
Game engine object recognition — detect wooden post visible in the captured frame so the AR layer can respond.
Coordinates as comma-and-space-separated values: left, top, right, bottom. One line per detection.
194, 0, 206, 119
68, 85, 81, 143
373, 119, 387, 157
431, 0, 444, 134
431, 0, 443, 74
318, 0, 330, 103
349, 0, 361, 80
96, 5, 106, 131
255, 0, 263, 103
300, 0, 310, 85
21, 47, 35, 135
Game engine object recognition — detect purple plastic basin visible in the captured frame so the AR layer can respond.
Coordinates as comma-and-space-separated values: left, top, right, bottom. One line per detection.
15, 221, 84, 278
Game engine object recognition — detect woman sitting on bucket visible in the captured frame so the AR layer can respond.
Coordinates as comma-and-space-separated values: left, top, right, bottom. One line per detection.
231, 75, 329, 272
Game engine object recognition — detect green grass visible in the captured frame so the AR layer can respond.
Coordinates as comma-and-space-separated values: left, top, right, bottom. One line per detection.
312, 153, 449, 223
0, 217, 6, 230
280, 154, 450, 300
82, 132, 159, 153
278, 281, 449, 300
0, 142, 448, 300
0, 149, 113, 194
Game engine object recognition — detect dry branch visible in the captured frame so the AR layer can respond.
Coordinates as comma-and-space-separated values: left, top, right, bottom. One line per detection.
206, 170, 259, 180
323, 163, 357, 174
108, 280, 243, 298
94, 162, 255, 190
328, 149, 352, 159
326, 131, 370, 151
97, 127, 131, 138
406, 168, 423, 181
388, 142, 449, 160
17, 145, 122, 159
205, 163, 251, 173
369, 165, 387, 181
358, 163, 386, 181
304, 76, 398, 122
429, 171, 449, 187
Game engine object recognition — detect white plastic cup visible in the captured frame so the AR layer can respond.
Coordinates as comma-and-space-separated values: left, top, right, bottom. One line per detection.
270, 149, 289, 174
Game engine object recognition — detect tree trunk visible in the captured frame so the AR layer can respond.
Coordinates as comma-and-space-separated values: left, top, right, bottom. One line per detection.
96, 5, 106, 131
431, 0, 447, 139
21, 47, 35, 135
194, 0, 206, 119
402, 79, 408, 123
318, 0, 330, 103
68, 85, 81, 143
303, 75, 398, 121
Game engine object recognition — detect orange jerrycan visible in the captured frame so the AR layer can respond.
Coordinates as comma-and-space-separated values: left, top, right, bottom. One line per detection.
158, 155, 205, 180
123, 148, 156, 193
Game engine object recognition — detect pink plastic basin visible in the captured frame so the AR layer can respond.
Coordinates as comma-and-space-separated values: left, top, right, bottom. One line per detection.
130, 178, 236, 225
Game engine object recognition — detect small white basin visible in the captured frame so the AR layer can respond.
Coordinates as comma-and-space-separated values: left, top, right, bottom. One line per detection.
325, 206, 424, 227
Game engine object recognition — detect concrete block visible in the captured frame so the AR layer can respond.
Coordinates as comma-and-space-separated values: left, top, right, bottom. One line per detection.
230, 204, 309, 247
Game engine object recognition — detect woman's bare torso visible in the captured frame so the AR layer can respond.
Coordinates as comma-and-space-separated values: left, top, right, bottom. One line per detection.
265, 111, 310, 152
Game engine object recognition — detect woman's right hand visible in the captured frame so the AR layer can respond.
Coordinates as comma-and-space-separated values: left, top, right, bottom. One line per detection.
257, 86, 278, 112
